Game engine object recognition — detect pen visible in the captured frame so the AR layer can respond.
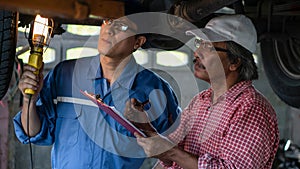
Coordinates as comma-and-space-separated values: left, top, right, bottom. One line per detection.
134, 100, 150, 107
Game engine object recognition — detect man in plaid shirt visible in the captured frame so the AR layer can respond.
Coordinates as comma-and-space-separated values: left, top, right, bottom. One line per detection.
131, 14, 279, 169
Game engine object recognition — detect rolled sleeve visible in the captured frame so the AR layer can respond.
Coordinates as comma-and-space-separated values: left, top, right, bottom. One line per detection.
13, 111, 54, 145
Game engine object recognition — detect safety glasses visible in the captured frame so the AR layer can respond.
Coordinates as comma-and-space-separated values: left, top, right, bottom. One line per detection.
102, 19, 136, 33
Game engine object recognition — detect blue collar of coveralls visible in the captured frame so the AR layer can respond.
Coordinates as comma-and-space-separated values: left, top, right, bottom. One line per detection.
86, 54, 144, 90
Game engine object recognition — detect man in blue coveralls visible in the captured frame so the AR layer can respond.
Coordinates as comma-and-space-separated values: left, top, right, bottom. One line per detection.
14, 14, 181, 168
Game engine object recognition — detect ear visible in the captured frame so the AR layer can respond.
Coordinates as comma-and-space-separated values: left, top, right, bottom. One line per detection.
229, 58, 242, 71
134, 35, 147, 49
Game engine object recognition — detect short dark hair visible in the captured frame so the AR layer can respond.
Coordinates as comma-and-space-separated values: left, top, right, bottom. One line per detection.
124, 0, 148, 15
226, 41, 258, 81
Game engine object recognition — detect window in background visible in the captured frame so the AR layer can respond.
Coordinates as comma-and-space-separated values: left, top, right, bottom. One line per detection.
253, 53, 259, 65
156, 51, 188, 67
67, 25, 100, 36
133, 49, 149, 65
66, 47, 99, 60
18, 27, 27, 33
17, 46, 56, 64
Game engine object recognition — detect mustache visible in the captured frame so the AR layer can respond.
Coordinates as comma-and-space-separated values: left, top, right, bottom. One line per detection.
193, 55, 204, 63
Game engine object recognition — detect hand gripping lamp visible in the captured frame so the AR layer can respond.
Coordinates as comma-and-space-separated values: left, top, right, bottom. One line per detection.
25, 14, 53, 95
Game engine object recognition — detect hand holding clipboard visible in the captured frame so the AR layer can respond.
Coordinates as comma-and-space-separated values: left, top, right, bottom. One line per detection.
124, 98, 157, 135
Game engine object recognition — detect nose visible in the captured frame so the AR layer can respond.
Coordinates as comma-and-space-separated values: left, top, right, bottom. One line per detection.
193, 51, 197, 57
102, 24, 115, 36
194, 50, 204, 60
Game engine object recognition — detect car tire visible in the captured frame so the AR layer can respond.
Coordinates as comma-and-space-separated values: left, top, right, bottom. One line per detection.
0, 10, 17, 100
261, 38, 300, 108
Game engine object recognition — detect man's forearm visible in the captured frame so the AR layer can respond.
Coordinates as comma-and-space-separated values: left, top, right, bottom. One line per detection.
21, 97, 41, 137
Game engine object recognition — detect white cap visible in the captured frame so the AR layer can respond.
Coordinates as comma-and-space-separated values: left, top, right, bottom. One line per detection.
186, 14, 257, 53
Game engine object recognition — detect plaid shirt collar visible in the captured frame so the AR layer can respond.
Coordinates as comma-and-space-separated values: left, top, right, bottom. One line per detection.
202, 81, 253, 105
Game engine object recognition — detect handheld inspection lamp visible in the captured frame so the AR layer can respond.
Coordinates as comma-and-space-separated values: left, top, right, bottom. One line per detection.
25, 14, 53, 95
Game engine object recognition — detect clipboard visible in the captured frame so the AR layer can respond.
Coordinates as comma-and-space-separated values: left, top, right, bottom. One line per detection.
80, 90, 146, 137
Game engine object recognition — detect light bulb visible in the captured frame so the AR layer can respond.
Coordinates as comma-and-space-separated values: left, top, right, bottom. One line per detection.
32, 14, 49, 45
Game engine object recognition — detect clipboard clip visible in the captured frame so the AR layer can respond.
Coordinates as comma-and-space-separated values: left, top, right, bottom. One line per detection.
82, 90, 103, 103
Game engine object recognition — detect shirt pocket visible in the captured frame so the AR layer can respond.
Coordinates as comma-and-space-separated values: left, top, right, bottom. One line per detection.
206, 126, 228, 154
56, 106, 80, 146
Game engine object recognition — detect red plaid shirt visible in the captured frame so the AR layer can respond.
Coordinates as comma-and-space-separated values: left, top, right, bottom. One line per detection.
163, 81, 279, 169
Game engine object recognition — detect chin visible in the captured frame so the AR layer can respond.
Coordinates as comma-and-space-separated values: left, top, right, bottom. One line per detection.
98, 48, 111, 56
194, 72, 208, 81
